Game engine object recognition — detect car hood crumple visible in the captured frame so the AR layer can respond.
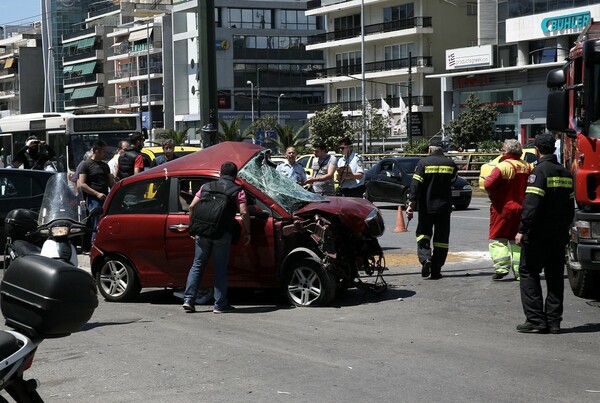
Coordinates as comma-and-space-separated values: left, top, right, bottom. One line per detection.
294, 196, 377, 233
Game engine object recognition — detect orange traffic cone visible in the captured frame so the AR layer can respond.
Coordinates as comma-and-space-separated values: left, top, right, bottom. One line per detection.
393, 206, 408, 233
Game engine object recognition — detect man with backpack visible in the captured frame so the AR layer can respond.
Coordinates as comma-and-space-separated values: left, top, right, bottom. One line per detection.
182, 161, 251, 314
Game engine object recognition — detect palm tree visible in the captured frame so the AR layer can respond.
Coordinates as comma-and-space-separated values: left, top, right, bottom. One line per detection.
267, 123, 309, 153
218, 116, 248, 142
158, 129, 187, 145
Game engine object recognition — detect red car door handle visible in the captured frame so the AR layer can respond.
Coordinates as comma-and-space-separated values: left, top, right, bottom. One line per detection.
169, 224, 189, 232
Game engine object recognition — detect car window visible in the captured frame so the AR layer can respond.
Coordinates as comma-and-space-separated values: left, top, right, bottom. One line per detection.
523, 152, 538, 164
108, 177, 170, 215
380, 161, 394, 174
397, 159, 419, 174
296, 155, 310, 168
176, 177, 211, 212
0, 174, 37, 198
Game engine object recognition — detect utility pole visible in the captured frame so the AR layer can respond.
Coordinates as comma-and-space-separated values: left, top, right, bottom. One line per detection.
256, 67, 261, 118
408, 52, 413, 146
197, 0, 218, 146
360, 0, 367, 154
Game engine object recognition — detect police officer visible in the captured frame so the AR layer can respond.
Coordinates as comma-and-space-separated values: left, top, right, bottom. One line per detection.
406, 138, 458, 279
336, 137, 365, 197
515, 133, 574, 334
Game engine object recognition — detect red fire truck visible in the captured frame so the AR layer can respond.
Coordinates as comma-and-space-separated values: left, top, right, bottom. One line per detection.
546, 21, 600, 300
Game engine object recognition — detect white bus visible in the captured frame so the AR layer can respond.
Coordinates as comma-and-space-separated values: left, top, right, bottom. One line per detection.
0, 113, 142, 171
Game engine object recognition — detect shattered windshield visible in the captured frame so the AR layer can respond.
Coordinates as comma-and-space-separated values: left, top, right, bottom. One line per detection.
239, 150, 326, 213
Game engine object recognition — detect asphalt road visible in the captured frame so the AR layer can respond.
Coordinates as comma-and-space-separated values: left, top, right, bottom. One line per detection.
2, 196, 600, 402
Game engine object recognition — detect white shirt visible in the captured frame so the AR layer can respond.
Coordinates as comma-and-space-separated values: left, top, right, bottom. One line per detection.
337, 151, 365, 189
108, 154, 119, 176
276, 160, 307, 184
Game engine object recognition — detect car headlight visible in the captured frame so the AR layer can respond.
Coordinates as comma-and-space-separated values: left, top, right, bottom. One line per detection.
462, 184, 472, 190
365, 208, 385, 237
574, 220, 600, 239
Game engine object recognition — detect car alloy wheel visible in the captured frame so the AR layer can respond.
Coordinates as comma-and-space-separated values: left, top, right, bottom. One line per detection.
284, 258, 336, 307
96, 257, 141, 302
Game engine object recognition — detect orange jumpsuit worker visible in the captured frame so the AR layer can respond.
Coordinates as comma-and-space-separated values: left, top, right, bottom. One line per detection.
484, 139, 532, 281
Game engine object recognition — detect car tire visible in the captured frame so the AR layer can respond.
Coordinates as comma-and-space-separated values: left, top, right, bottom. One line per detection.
283, 258, 336, 307
454, 203, 470, 210
96, 257, 141, 302
567, 263, 600, 299
364, 189, 373, 202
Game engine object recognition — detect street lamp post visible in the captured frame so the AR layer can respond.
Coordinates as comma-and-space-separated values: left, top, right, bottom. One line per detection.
247, 80, 254, 122
277, 93, 285, 124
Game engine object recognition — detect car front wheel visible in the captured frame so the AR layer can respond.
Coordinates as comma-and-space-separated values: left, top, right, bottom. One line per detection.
96, 257, 141, 302
283, 258, 336, 307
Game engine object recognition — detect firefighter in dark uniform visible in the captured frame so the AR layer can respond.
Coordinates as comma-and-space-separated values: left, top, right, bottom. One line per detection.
515, 133, 574, 334
406, 138, 458, 279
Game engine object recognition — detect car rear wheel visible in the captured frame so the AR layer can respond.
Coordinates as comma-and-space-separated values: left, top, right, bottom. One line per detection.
283, 258, 336, 307
96, 257, 141, 302
454, 203, 470, 210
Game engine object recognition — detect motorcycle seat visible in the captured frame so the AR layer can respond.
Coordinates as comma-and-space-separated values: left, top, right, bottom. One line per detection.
0, 331, 20, 358
12, 240, 42, 257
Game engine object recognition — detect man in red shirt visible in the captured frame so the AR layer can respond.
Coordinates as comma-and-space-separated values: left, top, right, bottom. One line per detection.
484, 139, 532, 281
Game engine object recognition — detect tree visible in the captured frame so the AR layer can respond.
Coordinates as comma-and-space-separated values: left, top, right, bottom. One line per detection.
308, 105, 352, 151
267, 123, 309, 153
368, 115, 391, 151
247, 115, 278, 135
158, 129, 187, 145
444, 94, 499, 151
218, 116, 248, 142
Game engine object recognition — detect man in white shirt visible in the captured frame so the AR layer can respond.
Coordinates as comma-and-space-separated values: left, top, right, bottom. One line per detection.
336, 137, 365, 197
108, 140, 129, 179
276, 146, 307, 185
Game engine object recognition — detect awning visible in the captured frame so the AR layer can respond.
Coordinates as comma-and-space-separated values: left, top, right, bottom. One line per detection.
4, 58, 14, 69
70, 86, 98, 100
70, 61, 96, 75
63, 65, 74, 73
64, 88, 74, 96
77, 37, 95, 50
128, 28, 152, 43
80, 61, 96, 75
111, 41, 124, 47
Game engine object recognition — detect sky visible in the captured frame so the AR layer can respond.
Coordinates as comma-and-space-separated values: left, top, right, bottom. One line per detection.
0, 0, 42, 26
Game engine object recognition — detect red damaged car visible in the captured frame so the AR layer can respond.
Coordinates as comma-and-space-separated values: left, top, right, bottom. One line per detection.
90, 142, 386, 306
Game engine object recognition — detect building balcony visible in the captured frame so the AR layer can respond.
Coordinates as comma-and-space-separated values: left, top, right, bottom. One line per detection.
0, 90, 18, 99
308, 56, 432, 83
108, 66, 163, 83
307, 16, 432, 48
306, 96, 433, 113
64, 73, 104, 87
109, 93, 164, 109
62, 27, 97, 42
63, 49, 104, 63
64, 96, 105, 109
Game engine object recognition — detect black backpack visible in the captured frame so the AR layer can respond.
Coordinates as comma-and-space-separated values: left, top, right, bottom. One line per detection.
188, 179, 241, 240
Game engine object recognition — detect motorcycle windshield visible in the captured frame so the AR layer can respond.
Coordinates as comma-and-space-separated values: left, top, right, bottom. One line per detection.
38, 173, 86, 225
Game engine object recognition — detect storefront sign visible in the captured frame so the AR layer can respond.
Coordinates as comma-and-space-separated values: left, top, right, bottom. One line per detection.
541, 11, 590, 33
446, 45, 493, 70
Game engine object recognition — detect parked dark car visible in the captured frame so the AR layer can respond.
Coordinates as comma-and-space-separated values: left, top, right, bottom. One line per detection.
0, 169, 55, 247
364, 157, 472, 210
90, 142, 386, 307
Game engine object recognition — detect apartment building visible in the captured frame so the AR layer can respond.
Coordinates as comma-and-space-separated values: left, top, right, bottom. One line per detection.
431, 0, 599, 144
172, 0, 326, 141
305, 0, 477, 150
0, 29, 45, 116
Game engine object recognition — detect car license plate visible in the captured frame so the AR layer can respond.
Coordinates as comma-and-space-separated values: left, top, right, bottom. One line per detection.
452, 190, 460, 197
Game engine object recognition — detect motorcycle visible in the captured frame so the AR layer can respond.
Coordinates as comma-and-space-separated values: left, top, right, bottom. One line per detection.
4, 173, 102, 270
0, 254, 98, 402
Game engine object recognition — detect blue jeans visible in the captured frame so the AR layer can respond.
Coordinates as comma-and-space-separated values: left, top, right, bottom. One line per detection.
183, 232, 232, 309
86, 195, 103, 243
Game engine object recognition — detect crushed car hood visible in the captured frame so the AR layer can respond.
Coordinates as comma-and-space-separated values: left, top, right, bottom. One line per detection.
294, 197, 377, 233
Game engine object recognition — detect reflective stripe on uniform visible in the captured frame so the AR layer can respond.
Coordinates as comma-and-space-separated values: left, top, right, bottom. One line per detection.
413, 173, 423, 183
432, 242, 448, 249
416, 234, 431, 242
424, 166, 455, 174
546, 177, 572, 188
525, 186, 545, 196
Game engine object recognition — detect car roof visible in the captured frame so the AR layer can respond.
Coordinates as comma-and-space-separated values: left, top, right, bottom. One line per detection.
142, 141, 263, 174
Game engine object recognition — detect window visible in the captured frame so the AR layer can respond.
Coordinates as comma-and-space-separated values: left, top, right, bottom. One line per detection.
336, 87, 360, 103
336, 51, 361, 75
383, 3, 414, 22
467, 2, 477, 15
108, 178, 171, 215
281, 10, 318, 30
228, 8, 272, 29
